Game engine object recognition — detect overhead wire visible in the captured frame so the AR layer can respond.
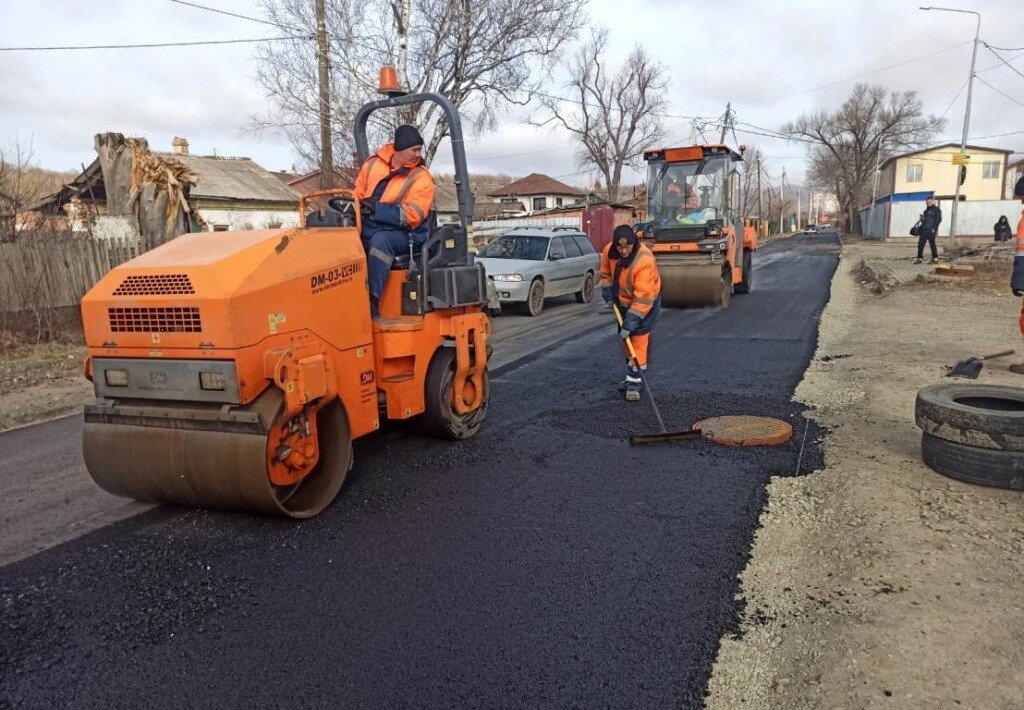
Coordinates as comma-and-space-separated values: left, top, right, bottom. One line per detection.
169, 0, 306, 33
981, 43, 1024, 81
975, 75, 1024, 110
0, 36, 311, 51
739, 40, 971, 108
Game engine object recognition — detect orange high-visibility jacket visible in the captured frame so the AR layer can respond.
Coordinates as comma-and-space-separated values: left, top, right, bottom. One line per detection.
1017, 209, 1024, 254
354, 143, 435, 231
600, 242, 661, 321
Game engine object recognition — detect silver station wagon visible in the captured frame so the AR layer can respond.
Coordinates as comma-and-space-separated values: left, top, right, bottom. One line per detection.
476, 228, 602, 316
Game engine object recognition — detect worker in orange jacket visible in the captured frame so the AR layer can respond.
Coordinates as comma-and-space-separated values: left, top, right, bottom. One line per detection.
354, 125, 436, 317
1011, 209, 1024, 374
600, 224, 662, 401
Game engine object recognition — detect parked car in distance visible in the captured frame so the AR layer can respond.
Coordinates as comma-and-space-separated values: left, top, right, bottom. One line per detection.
803, 224, 818, 235
475, 228, 601, 316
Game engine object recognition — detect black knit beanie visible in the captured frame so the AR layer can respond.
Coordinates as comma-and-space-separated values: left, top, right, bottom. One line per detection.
394, 125, 424, 151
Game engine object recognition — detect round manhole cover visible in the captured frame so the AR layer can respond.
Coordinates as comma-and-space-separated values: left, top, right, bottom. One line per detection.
693, 415, 794, 446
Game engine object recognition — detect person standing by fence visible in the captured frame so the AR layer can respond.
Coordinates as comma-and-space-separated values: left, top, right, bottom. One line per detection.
914, 197, 942, 264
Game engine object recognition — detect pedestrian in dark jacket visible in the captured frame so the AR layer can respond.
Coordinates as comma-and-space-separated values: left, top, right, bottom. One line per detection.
995, 215, 1013, 242
914, 197, 942, 264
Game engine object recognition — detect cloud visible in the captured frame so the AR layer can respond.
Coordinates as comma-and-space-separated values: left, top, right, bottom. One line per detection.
1, 0, 1022, 183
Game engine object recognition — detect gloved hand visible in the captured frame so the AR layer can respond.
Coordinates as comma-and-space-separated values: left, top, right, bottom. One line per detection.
601, 286, 613, 304
1014, 289, 1023, 297
619, 328, 632, 340
621, 311, 643, 333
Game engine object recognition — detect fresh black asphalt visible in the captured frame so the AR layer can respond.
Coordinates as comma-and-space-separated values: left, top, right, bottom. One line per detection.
1, 233, 840, 708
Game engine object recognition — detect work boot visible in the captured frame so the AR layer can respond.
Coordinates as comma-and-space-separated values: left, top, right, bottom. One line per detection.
624, 373, 642, 401
913, 257, 923, 264
930, 257, 939, 264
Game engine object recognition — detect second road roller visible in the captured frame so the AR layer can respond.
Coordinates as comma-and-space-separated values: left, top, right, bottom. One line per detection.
79, 83, 490, 518
640, 144, 757, 308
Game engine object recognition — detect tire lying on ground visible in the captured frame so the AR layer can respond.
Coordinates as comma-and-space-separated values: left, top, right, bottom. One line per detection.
920, 433, 1024, 490
915, 383, 1024, 451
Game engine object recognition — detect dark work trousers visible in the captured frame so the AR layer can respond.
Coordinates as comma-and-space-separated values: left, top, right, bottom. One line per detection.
916, 230, 938, 259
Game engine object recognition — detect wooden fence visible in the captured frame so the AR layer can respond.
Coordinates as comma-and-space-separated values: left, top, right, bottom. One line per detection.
0, 237, 142, 314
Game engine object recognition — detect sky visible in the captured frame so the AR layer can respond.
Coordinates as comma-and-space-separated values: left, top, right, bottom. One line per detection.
1, 0, 1023, 194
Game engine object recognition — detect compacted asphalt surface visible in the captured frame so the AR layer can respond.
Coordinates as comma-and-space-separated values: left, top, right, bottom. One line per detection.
1, 233, 840, 708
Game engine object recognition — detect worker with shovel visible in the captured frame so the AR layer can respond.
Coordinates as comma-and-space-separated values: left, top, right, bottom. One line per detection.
601, 225, 662, 401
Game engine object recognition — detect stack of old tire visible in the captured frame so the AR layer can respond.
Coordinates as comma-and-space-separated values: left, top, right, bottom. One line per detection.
915, 384, 1024, 490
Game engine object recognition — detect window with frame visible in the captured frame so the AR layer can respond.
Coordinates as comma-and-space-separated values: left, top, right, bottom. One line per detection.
548, 237, 567, 259
983, 161, 1000, 179
532, 197, 546, 211
556, 197, 564, 207
561, 235, 583, 257
906, 164, 923, 183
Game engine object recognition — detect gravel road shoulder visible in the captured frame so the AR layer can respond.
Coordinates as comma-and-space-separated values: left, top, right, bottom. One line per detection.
707, 239, 1024, 708
0, 339, 90, 433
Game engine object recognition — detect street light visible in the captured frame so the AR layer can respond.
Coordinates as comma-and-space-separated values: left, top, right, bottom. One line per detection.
920, 6, 981, 251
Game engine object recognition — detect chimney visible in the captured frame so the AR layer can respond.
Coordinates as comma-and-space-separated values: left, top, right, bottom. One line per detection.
171, 137, 189, 156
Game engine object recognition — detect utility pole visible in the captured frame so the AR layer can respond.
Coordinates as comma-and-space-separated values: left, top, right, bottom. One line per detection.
780, 167, 786, 234
868, 139, 884, 237
315, 0, 334, 189
797, 189, 802, 231
920, 6, 981, 250
756, 154, 763, 238
719, 102, 732, 144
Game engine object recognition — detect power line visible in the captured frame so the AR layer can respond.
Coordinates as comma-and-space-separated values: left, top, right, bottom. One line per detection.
0, 36, 311, 51
169, 0, 305, 33
938, 79, 969, 120
740, 40, 971, 108
984, 42, 1024, 52
976, 75, 1024, 110
982, 43, 1024, 81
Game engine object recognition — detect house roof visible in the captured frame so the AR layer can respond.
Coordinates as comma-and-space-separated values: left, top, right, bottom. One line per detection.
880, 143, 1014, 171
154, 153, 300, 203
487, 173, 585, 197
287, 166, 360, 191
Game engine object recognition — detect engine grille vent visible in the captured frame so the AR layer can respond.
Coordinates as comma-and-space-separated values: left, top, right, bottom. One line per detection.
108, 307, 202, 333
113, 274, 195, 296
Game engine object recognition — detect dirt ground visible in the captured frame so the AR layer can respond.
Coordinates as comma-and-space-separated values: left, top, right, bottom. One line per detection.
0, 335, 91, 432
708, 238, 1024, 709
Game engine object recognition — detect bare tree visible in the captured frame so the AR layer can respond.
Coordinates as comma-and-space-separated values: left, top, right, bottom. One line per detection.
534, 28, 668, 203
781, 83, 944, 233
0, 137, 69, 242
253, 0, 586, 168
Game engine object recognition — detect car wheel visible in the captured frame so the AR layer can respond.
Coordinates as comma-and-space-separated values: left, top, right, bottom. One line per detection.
575, 271, 595, 304
519, 278, 545, 316
915, 383, 1024, 451
921, 433, 1024, 490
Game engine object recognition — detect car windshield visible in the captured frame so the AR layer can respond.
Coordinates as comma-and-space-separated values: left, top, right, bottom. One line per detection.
647, 155, 728, 226
479, 234, 549, 260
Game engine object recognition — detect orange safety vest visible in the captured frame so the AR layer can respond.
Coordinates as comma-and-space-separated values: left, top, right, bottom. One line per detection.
1017, 209, 1024, 254
354, 143, 435, 230
600, 242, 661, 321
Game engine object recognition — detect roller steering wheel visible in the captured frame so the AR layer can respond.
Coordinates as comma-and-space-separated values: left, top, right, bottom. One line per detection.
328, 196, 372, 218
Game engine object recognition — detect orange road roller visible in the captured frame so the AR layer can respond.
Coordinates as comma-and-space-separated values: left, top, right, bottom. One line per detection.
641, 144, 757, 308
79, 90, 490, 518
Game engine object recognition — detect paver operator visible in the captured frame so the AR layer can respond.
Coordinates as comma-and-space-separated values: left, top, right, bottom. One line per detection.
601, 225, 662, 401
354, 124, 436, 318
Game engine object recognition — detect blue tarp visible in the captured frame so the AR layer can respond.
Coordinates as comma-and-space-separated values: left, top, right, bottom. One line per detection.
875, 191, 934, 205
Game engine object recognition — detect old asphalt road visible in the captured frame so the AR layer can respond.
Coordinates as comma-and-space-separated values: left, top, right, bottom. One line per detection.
1, 233, 839, 708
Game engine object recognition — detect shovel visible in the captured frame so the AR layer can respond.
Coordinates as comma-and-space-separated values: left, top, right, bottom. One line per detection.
946, 349, 1015, 379
611, 303, 700, 444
